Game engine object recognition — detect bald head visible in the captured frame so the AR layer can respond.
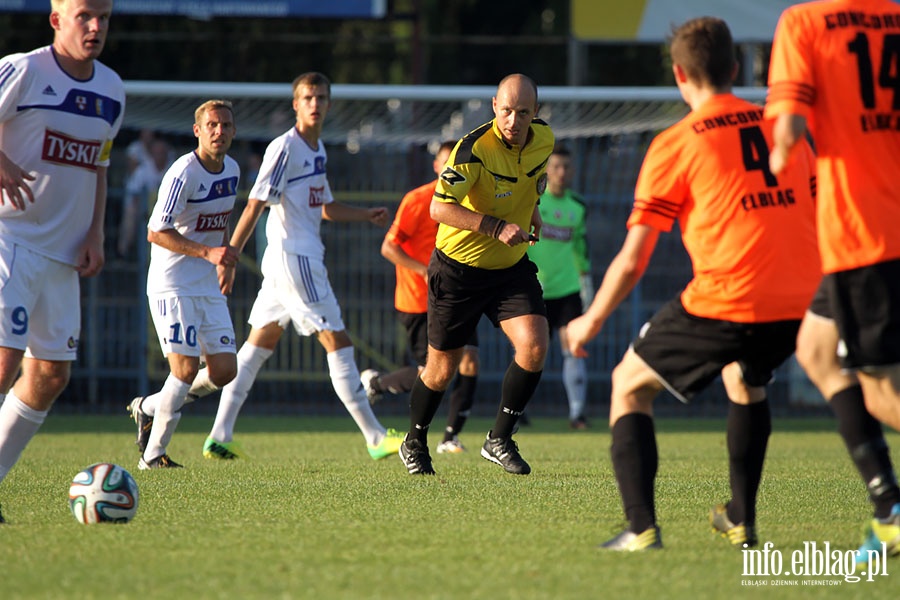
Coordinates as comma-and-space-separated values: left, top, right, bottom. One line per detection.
497, 74, 538, 103
492, 74, 539, 146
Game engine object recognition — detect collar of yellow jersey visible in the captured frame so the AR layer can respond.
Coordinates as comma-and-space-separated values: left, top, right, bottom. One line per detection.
491, 119, 535, 150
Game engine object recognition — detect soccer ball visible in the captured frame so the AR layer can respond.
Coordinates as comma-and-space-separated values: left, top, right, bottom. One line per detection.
68, 463, 139, 524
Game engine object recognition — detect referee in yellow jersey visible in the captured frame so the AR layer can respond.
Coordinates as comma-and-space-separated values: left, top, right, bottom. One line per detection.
398, 74, 554, 475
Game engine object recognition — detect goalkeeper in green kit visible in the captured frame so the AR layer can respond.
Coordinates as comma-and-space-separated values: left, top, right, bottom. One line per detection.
527, 145, 592, 429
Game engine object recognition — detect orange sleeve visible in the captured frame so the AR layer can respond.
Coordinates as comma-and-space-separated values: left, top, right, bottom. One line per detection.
386, 187, 426, 246
765, 7, 815, 121
627, 131, 686, 233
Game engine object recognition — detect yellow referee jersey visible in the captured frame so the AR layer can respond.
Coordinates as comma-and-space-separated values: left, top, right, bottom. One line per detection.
433, 118, 554, 269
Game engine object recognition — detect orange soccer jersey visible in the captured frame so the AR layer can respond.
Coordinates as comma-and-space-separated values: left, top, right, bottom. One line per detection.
384, 180, 440, 313
629, 93, 820, 323
766, 0, 900, 273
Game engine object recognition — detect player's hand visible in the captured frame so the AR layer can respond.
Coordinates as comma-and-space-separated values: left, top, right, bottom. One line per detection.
0, 151, 36, 211
218, 264, 236, 295
368, 207, 390, 228
769, 145, 790, 176
75, 229, 105, 278
566, 313, 600, 358
206, 244, 239, 267
497, 222, 531, 246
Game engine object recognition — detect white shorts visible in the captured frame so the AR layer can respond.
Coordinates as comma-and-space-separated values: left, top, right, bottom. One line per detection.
148, 294, 237, 358
249, 251, 345, 336
0, 239, 80, 361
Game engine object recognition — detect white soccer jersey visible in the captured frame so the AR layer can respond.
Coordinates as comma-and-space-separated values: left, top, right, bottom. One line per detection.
0, 46, 125, 265
147, 151, 240, 296
250, 126, 335, 260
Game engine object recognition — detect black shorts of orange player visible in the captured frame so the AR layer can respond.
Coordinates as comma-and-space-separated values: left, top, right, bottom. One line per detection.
824, 257, 900, 370
632, 298, 800, 403
398, 311, 479, 366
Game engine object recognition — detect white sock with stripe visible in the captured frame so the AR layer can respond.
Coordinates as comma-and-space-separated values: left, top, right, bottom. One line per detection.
143, 373, 190, 461
210, 343, 272, 443
327, 346, 386, 446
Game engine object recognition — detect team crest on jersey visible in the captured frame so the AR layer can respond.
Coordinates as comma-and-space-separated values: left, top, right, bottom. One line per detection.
314, 156, 325, 173
95, 98, 104, 115
536, 173, 548, 195
214, 180, 235, 196
309, 186, 326, 207
42, 129, 100, 171
75, 95, 87, 111
440, 166, 465, 186
195, 210, 232, 231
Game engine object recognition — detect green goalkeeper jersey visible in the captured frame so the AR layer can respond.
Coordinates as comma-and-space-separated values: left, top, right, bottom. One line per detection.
527, 189, 590, 300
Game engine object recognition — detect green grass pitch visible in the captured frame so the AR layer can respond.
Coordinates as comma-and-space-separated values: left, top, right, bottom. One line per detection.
0, 415, 897, 599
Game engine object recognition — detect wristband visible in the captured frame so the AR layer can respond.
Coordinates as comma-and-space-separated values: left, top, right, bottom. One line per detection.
478, 214, 507, 239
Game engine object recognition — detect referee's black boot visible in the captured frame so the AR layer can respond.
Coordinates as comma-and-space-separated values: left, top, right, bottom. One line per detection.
481, 432, 531, 475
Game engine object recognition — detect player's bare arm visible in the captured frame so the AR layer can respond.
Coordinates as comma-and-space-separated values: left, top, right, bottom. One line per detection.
322, 202, 389, 227
0, 150, 36, 211
76, 165, 109, 277
217, 227, 237, 294
770, 114, 808, 176
567, 224, 659, 358
148, 228, 238, 267
381, 238, 427, 278
227, 198, 267, 253
431, 199, 530, 246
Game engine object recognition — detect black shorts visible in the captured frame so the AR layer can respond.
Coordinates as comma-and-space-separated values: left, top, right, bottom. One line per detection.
398, 312, 429, 366
428, 249, 546, 351
807, 278, 831, 319
398, 311, 479, 366
632, 298, 801, 403
825, 258, 900, 370
545, 292, 583, 330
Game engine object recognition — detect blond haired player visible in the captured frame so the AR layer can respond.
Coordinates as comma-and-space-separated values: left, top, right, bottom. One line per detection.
127, 100, 240, 470
0, 0, 124, 522
189, 72, 404, 461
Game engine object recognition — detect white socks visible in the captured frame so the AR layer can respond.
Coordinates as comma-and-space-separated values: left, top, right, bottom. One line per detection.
0, 391, 48, 484
210, 344, 273, 443
327, 346, 386, 446
143, 373, 191, 461
562, 353, 587, 421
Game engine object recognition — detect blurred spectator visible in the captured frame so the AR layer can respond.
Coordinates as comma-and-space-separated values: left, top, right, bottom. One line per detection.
118, 139, 172, 260
126, 128, 156, 175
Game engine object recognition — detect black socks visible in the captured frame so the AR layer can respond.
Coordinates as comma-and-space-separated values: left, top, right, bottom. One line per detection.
725, 400, 771, 525
610, 413, 658, 533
